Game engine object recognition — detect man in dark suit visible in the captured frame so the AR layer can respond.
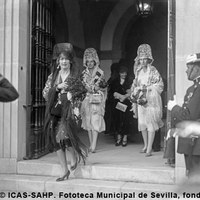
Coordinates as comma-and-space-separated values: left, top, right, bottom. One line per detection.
168, 53, 200, 177
0, 74, 19, 102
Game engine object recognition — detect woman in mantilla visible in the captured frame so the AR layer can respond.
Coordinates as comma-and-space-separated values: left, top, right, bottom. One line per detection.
43, 43, 87, 181
131, 44, 164, 156
81, 48, 107, 153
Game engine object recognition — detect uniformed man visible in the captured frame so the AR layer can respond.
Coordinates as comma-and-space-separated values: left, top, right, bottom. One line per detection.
0, 74, 19, 102
168, 53, 200, 177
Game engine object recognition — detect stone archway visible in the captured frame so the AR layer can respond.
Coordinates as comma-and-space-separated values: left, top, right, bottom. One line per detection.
112, 5, 138, 58
99, 0, 136, 79
62, 0, 85, 49
100, 0, 135, 52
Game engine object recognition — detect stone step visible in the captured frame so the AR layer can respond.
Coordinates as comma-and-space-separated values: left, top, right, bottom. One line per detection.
0, 174, 177, 200
17, 160, 174, 184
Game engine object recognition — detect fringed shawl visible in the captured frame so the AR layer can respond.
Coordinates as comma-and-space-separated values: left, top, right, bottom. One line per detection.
43, 72, 88, 164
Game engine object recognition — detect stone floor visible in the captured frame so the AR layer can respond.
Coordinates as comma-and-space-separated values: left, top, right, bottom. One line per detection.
39, 130, 168, 169
0, 131, 180, 200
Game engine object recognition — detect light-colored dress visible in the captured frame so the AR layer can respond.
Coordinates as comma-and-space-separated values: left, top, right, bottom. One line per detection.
81, 66, 107, 132
131, 64, 164, 132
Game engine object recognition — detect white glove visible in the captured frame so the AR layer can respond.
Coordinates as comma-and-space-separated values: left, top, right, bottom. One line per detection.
176, 121, 200, 138
167, 95, 177, 111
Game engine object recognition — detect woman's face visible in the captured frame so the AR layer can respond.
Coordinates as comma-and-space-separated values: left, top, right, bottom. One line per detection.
119, 72, 127, 79
59, 54, 71, 71
86, 58, 95, 69
139, 58, 148, 68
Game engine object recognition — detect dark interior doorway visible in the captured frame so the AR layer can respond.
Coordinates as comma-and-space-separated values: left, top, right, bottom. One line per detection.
123, 0, 168, 146
27, 0, 169, 159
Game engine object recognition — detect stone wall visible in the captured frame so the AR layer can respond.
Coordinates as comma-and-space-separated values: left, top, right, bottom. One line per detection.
0, 0, 29, 173
175, 0, 200, 182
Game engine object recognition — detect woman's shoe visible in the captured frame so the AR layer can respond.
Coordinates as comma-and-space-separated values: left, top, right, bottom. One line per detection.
115, 135, 122, 146
90, 148, 96, 153
122, 135, 128, 147
140, 148, 147, 153
122, 141, 127, 147
88, 147, 92, 153
71, 161, 77, 171
56, 170, 70, 182
145, 152, 152, 157
115, 140, 121, 146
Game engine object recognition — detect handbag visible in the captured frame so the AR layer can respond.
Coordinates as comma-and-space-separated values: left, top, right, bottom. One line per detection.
115, 102, 127, 112
89, 93, 102, 104
51, 101, 62, 117
50, 93, 68, 117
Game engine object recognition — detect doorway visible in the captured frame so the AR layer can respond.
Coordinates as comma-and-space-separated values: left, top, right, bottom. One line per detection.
26, 0, 175, 161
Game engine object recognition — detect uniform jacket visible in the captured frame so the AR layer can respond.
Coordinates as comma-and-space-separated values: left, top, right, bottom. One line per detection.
0, 74, 19, 102
171, 77, 200, 155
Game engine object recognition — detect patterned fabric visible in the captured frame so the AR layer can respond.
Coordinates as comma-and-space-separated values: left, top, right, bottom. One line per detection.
43, 71, 88, 163
43, 72, 71, 101
81, 67, 107, 132
131, 65, 164, 132
81, 49, 107, 132
43, 74, 53, 101
135, 44, 154, 63
81, 66, 105, 92
83, 48, 100, 68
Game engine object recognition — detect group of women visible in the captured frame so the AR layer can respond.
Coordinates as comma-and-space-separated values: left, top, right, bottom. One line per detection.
42, 43, 164, 181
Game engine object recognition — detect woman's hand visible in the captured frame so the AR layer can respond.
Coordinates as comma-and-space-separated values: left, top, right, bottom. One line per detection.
119, 95, 126, 102
57, 82, 68, 90
85, 85, 93, 93
113, 92, 120, 99
94, 85, 100, 92
167, 95, 177, 111
134, 86, 141, 94
142, 85, 147, 93
114, 92, 125, 102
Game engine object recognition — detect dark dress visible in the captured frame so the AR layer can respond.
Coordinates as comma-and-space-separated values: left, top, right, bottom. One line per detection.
104, 76, 118, 134
0, 74, 19, 102
109, 77, 132, 137
171, 77, 200, 175
43, 73, 87, 164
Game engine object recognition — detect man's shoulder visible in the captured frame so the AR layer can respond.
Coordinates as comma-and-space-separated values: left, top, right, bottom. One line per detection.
0, 74, 4, 82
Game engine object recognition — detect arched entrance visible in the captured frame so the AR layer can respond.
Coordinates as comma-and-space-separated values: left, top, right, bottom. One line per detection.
101, 0, 169, 146
13, 0, 177, 189
26, 0, 174, 171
